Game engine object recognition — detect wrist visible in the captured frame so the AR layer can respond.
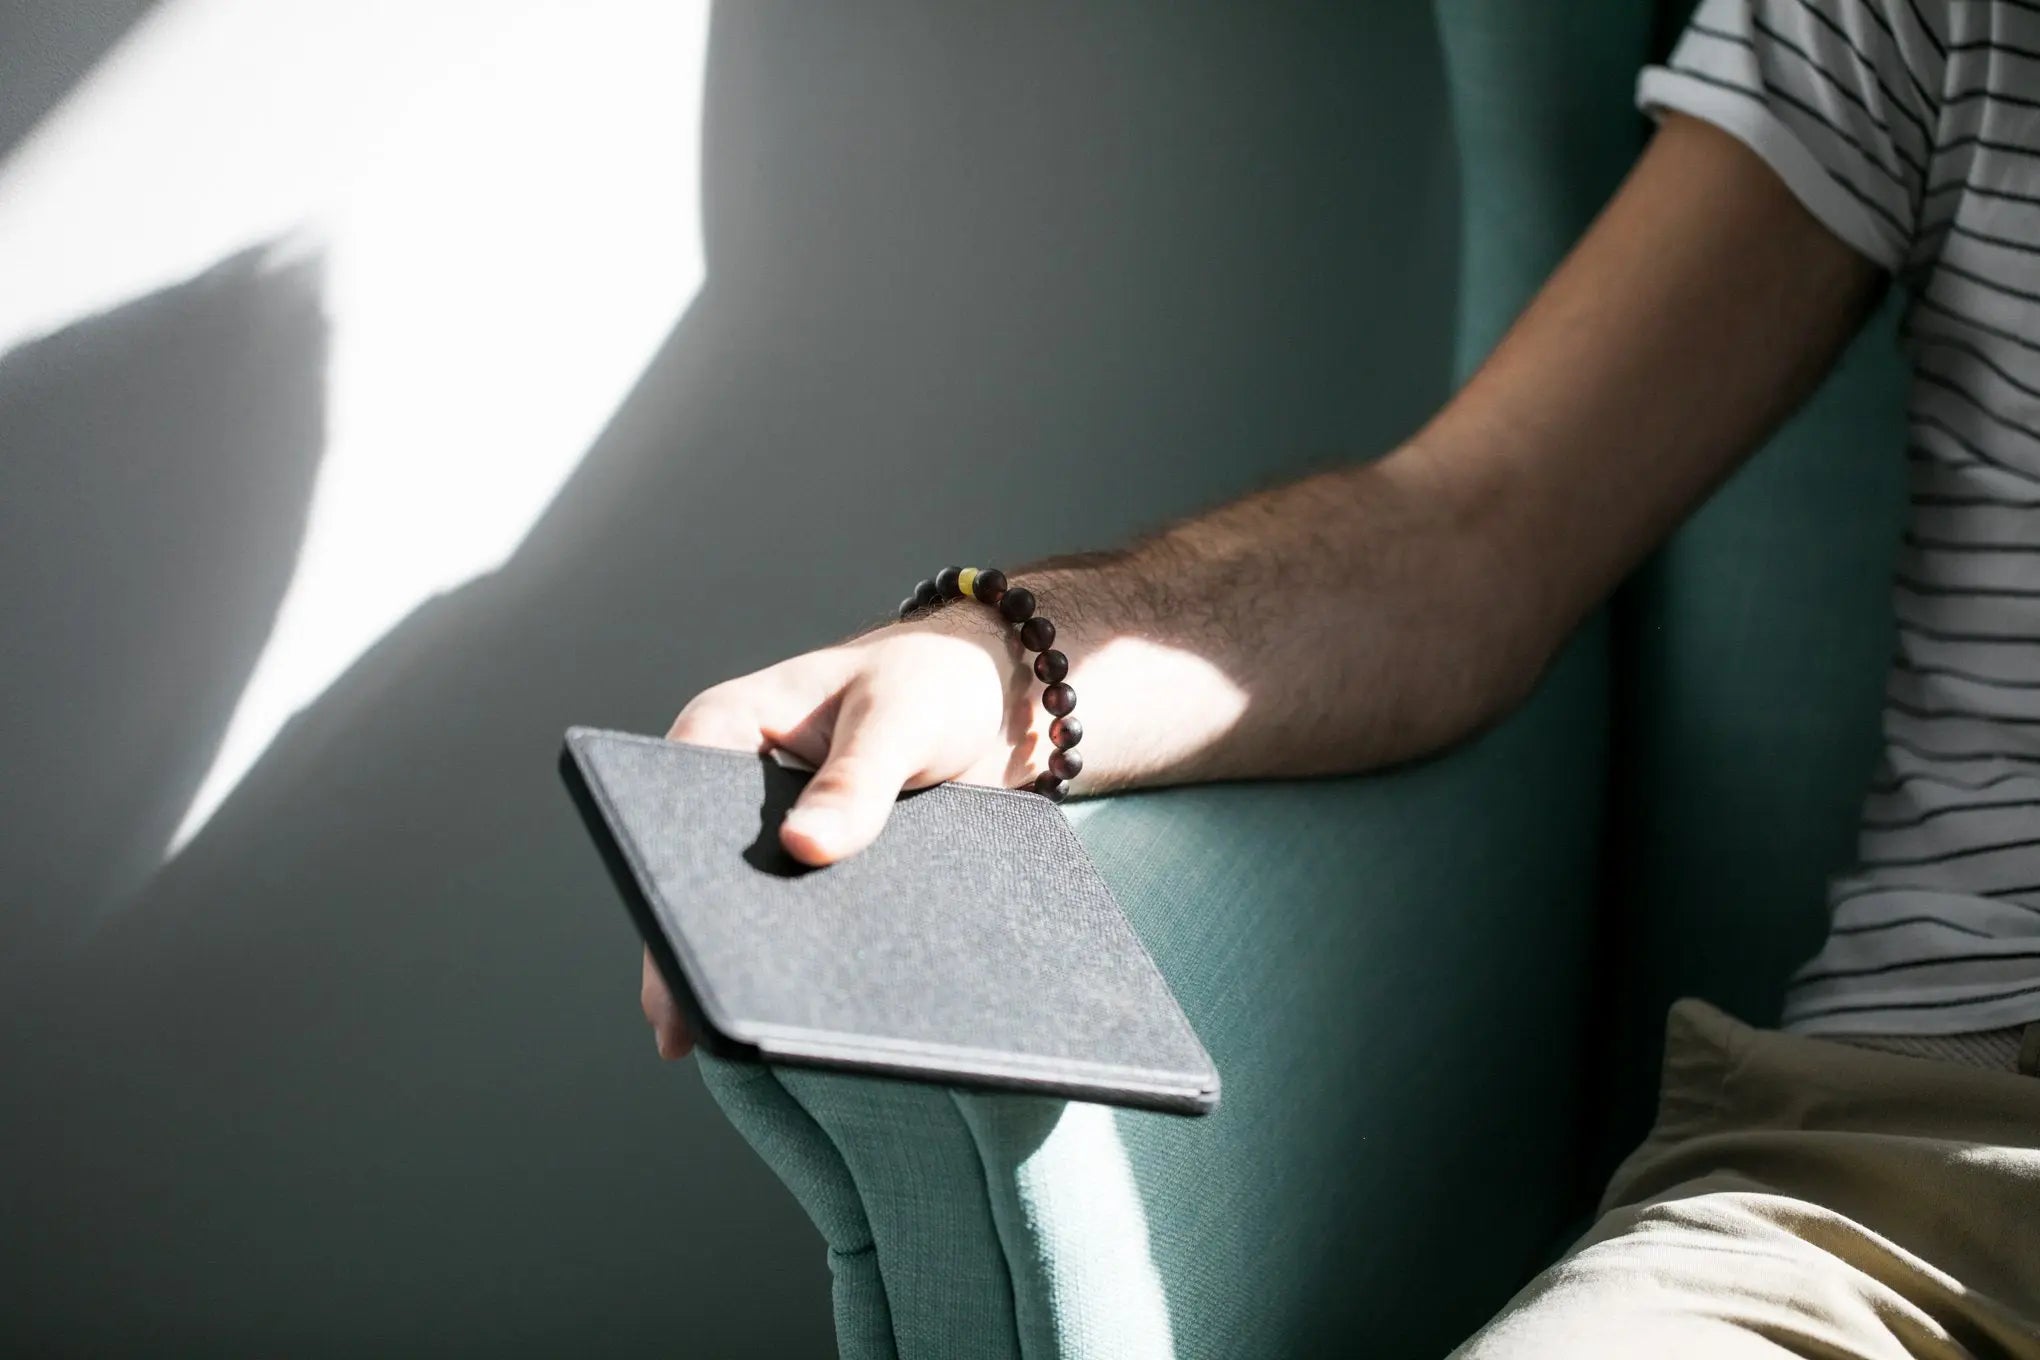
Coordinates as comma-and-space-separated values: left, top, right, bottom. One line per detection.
973, 561, 1248, 792
868, 592, 1052, 786
886, 565, 1103, 798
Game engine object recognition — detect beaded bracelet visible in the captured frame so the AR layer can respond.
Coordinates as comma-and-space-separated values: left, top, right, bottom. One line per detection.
898, 565, 1082, 802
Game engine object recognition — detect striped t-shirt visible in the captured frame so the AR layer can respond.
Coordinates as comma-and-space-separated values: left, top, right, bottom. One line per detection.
1641, 0, 2040, 1035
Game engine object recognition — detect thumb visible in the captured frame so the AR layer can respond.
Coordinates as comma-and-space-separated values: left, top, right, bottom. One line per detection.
781, 684, 919, 866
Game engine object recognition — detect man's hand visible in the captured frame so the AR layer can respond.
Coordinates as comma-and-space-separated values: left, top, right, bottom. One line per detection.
640, 607, 1038, 1058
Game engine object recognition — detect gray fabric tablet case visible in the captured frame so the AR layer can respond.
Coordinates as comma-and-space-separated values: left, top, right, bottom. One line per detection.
561, 727, 1219, 1115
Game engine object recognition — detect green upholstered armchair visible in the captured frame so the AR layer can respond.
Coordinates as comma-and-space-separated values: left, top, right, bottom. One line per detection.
696, 2, 1911, 1355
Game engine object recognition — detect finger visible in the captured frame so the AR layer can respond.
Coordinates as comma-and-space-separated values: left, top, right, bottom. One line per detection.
780, 682, 919, 867
667, 690, 774, 755
669, 660, 851, 769
641, 947, 693, 1059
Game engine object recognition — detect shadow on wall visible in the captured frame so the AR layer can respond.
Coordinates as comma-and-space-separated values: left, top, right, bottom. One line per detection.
0, 0, 160, 158
0, 244, 326, 968
0, 2, 1456, 1355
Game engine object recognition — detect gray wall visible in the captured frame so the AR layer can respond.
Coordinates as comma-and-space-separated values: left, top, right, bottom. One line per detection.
0, 3, 1458, 1353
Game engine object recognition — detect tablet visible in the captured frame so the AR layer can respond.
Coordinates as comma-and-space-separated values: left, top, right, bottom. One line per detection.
560, 726, 1219, 1115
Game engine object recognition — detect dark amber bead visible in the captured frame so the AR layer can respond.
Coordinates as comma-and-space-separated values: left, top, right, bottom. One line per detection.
1033, 649, 1068, 684
912, 578, 940, 610
998, 586, 1036, 623
1030, 772, 1069, 802
1049, 715, 1083, 749
1042, 682, 1076, 717
1019, 616, 1055, 652
935, 566, 964, 599
1048, 749, 1082, 781
972, 568, 1007, 604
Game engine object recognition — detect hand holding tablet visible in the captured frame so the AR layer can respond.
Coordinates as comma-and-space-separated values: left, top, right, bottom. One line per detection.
561, 728, 1219, 1115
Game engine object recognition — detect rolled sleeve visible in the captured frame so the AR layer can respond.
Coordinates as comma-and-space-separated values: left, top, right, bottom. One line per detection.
1637, 0, 1944, 274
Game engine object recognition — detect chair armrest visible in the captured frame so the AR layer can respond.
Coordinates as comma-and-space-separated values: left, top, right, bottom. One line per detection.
700, 626, 1608, 1360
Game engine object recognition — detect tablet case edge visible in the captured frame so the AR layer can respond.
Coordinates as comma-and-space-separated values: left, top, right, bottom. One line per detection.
560, 726, 1220, 1116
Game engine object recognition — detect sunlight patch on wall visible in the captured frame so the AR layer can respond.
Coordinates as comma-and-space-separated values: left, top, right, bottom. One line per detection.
0, 0, 713, 862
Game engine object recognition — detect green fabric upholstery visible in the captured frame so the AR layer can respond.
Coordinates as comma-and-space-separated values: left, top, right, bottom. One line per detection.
707, 629, 1607, 1358
695, 1059, 897, 1355
982, 657, 1610, 1359
1434, 0, 1657, 375
700, 0, 1917, 1354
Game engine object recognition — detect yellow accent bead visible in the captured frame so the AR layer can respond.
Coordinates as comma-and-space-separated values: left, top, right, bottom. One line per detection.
957, 567, 978, 600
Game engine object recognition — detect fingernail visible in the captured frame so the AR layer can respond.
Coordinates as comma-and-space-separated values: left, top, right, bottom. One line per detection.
782, 806, 841, 849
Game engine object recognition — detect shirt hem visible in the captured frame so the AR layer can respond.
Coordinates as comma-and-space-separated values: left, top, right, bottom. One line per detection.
1784, 989, 2040, 1039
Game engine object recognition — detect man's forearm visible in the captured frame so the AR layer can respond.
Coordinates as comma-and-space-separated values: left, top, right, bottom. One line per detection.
950, 114, 1883, 795
999, 452, 1535, 789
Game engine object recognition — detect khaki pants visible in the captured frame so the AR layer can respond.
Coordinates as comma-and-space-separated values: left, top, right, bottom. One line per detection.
1454, 999, 2040, 1358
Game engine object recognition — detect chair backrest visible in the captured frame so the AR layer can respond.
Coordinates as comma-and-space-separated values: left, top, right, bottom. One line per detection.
1435, 0, 1914, 1179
